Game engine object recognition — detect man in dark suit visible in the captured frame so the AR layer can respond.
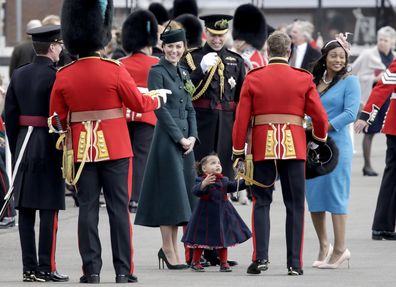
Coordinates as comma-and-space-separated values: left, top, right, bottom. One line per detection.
5, 25, 68, 283
8, 19, 42, 77
289, 20, 321, 71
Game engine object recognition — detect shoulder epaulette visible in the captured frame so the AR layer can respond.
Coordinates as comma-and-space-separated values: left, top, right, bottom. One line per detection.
189, 46, 202, 54
100, 57, 121, 66
247, 65, 266, 75
290, 66, 312, 75
225, 48, 243, 59
58, 60, 76, 72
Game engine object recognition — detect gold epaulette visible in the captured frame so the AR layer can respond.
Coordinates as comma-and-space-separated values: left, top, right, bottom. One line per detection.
100, 57, 121, 66
185, 52, 196, 71
58, 60, 76, 72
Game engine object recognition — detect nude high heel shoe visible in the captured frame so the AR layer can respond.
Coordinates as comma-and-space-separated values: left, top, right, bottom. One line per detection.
318, 248, 351, 269
312, 244, 333, 268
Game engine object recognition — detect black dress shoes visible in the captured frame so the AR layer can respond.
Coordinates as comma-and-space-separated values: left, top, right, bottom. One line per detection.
23, 271, 44, 282
115, 274, 138, 283
363, 167, 378, 176
36, 270, 69, 282
288, 267, 303, 275
372, 230, 396, 240
80, 274, 100, 284
246, 259, 269, 274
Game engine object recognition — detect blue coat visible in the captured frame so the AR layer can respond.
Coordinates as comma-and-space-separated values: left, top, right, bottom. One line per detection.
182, 175, 251, 248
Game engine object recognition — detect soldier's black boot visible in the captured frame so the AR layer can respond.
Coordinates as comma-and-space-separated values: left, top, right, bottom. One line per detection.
246, 259, 269, 274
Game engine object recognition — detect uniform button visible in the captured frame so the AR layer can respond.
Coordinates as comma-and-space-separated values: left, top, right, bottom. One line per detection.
183, 127, 187, 131
180, 99, 184, 103
179, 86, 183, 89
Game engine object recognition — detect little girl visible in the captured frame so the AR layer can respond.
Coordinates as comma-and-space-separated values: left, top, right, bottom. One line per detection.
182, 154, 251, 272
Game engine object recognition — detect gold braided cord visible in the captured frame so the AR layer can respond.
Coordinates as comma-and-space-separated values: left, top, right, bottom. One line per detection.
218, 60, 225, 99
191, 59, 220, 101
185, 53, 196, 71
233, 158, 278, 188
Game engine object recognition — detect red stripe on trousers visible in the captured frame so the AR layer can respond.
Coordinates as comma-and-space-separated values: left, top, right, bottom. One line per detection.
251, 196, 257, 261
51, 211, 59, 272
128, 157, 134, 274
299, 201, 305, 268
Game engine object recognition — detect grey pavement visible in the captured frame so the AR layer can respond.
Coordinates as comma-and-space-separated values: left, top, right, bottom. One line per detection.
0, 133, 394, 286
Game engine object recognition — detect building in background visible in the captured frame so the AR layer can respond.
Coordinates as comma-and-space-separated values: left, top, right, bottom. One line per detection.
1, 0, 396, 47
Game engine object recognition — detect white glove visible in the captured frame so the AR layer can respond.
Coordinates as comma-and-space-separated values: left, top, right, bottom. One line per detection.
200, 52, 218, 73
157, 89, 171, 104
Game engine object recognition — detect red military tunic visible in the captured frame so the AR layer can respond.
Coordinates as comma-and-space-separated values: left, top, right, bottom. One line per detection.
361, 59, 396, 135
242, 48, 267, 71
120, 53, 159, 126
232, 58, 328, 161
50, 56, 160, 162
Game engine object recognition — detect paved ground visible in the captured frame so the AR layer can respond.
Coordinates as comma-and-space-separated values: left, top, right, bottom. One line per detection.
0, 133, 394, 286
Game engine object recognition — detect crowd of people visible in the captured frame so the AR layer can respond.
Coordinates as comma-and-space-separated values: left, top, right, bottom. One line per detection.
0, 0, 396, 283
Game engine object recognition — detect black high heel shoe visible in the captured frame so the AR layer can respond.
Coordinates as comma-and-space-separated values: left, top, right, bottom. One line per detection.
363, 167, 378, 176
158, 249, 188, 270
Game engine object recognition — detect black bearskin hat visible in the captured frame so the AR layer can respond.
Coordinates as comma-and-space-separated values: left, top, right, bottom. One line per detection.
232, 4, 267, 50
148, 2, 170, 25
61, 0, 113, 56
122, 10, 158, 54
305, 131, 339, 179
175, 14, 202, 48
173, 0, 198, 18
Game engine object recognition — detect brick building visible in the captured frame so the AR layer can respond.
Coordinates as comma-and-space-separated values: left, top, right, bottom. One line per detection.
5, 0, 62, 46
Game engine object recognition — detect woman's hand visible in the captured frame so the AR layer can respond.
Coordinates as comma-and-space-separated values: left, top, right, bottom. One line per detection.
183, 136, 196, 155
354, 119, 369, 133
200, 173, 216, 190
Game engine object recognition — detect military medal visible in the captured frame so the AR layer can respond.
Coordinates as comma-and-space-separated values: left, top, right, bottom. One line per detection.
228, 76, 236, 89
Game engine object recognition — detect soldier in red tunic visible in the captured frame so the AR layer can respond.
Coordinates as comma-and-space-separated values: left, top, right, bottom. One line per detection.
355, 59, 396, 241
232, 31, 328, 276
120, 9, 159, 213
49, 1, 166, 283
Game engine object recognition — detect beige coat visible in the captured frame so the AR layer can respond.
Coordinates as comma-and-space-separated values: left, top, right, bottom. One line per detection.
351, 47, 396, 103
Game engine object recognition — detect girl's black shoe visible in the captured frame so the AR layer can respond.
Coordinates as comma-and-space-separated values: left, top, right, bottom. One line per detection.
191, 262, 205, 272
219, 263, 232, 272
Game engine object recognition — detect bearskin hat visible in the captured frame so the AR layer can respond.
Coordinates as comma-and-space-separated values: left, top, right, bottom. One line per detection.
122, 10, 158, 54
175, 14, 202, 48
305, 131, 339, 179
232, 4, 267, 50
61, 0, 113, 56
148, 2, 170, 25
173, 0, 198, 18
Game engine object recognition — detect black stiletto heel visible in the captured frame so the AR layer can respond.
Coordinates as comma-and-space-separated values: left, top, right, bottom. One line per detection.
157, 249, 188, 270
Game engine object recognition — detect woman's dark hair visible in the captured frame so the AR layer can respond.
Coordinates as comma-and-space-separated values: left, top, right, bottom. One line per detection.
195, 153, 219, 176
311, 40, 349, 91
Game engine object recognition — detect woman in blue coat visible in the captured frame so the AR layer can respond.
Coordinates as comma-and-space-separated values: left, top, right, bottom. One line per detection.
307, 34, 360, 270
135, 25, 198, 269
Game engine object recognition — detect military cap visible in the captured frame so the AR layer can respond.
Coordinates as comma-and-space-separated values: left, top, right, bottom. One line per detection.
160, 29, 186, 44
199, 14, 233, 35
122, 10, 158, 53
232, 4, 267, 50
27, 25, 62, 43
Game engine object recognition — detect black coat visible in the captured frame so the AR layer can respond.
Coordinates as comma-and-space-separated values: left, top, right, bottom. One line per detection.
181, 44, 246, 177
5, 56, 65, 210
301, 44, 321, 71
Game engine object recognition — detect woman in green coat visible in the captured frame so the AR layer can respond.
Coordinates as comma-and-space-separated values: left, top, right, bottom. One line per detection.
135, 26, 198, 269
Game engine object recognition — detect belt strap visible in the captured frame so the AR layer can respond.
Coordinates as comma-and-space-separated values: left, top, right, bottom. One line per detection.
70, 108, 123, 123
19, 116, 48, 127
253, 114, 303, 126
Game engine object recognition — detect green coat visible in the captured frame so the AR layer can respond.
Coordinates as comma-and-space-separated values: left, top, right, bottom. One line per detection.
135, 57, 198, 227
